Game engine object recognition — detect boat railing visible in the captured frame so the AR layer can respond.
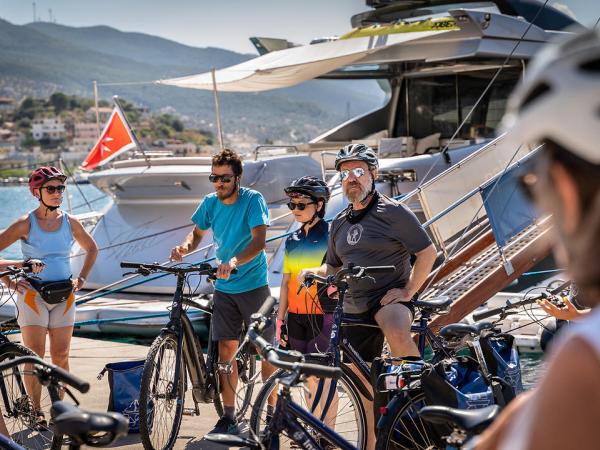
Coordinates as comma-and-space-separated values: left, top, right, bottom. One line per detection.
252, 145, 299, 160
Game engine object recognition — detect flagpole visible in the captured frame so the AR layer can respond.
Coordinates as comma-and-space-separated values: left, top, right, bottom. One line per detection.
211, 68, 225, 151
112, 95, 151, 168
93, 80, 100, 139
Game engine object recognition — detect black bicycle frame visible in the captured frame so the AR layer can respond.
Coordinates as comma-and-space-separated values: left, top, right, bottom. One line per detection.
269, 378, 358, 450
161, 271, 215, 402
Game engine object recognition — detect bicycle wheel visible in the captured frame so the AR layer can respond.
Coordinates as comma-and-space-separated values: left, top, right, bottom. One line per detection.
233, 341, 257, 419
250, 367, 367, 449
0, 342, 63, 450
376, 388, 443, 450
139, 333, 185, 450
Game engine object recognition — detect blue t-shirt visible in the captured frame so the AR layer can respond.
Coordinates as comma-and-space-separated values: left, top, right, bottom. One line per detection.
191, 187, 270, 294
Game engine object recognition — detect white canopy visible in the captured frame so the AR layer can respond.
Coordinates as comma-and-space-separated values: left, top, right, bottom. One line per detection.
156, 29, 450, 92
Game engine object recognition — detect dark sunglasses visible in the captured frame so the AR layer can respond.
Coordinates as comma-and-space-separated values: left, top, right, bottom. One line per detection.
42, 185, 66, 194
209, 174, 235, 183
287, 201, 315, 211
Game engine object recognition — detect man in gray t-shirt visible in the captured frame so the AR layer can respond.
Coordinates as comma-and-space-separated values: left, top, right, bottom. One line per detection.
301, 143, 437, 362
326, 192, 433, 314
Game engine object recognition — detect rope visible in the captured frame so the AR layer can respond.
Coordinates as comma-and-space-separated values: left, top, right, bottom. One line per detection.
3, 310, 207, 335
521, 269, 564, 277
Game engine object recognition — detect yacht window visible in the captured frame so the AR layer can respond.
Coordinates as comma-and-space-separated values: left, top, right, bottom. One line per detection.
397, 67, 520, 142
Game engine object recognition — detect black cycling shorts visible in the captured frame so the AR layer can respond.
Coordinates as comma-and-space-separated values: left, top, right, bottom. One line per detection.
342, 302, 415, 363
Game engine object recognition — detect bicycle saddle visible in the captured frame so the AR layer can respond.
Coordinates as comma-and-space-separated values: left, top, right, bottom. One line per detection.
413, 296, 452, 312
419, 404, 500, 433
51, 401, 128, 446
440, 322, 494, 338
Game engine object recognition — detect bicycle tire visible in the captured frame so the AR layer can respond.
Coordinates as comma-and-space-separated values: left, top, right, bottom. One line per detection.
0, 342, 63, 450
139, 333, 185, 450
250, 366, 367, 449
233, 340, 257, 419
375, 388, 443, 450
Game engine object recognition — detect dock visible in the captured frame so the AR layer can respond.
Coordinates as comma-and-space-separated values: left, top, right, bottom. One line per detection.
14, 335, 243, 449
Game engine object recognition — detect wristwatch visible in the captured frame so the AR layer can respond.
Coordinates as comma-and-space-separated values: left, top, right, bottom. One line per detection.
78, 276, 86, 283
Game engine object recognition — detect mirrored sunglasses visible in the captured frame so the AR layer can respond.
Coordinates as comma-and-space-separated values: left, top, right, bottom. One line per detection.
287, 201, 315, 211
209, 174, 235, 183
42, 185, 66, 194
340, 167, 366, 181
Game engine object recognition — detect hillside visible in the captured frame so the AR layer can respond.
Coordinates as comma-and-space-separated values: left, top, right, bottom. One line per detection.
0, 19, 385, 144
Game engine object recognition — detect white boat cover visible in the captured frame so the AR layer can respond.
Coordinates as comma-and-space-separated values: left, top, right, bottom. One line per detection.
156, 29, 450, 92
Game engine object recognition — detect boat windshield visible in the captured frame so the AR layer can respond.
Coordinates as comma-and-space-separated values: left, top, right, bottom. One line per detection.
396, 66, 521, 141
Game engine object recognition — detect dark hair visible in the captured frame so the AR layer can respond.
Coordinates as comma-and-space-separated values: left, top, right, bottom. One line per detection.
212, 148, 243, 177
544, 140, 600, 213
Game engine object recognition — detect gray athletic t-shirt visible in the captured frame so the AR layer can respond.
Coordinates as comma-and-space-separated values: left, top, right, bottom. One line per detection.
326, 193, 432, 314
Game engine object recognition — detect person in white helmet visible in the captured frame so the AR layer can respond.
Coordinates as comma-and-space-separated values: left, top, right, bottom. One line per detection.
476, 29, 600, 450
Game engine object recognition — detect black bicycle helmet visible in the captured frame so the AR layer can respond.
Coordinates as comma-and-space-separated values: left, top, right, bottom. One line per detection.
284, 176, 330, 202
334, 143, 378, 171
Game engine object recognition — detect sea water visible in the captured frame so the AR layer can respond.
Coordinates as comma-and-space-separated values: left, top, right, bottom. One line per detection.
0, 184, 110, 259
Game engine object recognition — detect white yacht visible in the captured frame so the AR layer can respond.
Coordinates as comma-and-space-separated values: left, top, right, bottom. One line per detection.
50, 0, 579, 339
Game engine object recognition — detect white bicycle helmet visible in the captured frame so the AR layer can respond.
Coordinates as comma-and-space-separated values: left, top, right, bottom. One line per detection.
501, 29, 600, 164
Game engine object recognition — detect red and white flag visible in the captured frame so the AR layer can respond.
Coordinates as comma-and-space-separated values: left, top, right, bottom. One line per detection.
81, 107, 137, 171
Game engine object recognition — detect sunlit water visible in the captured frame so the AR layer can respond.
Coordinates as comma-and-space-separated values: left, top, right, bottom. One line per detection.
0, 185, 545, 385
0, 184, 110, 259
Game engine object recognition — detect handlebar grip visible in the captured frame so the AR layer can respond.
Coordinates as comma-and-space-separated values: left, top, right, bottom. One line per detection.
300, 363, 343, 380
257, 296, 277, 319
120, 261, 141, 269
364, 265, 396, 274
50, 364, 90, 394
472, 308, 503, 322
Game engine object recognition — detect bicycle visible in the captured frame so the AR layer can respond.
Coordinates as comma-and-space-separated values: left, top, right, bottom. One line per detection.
0, 265, 65, 449
375, 299, 536, 450
0, 355, 127, 450
119, 261, 258, 450
250, 263, 453, 449
208, 295, 363, 450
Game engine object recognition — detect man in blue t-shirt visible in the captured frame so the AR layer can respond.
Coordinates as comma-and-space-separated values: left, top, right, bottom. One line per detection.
170, 148, 275, 435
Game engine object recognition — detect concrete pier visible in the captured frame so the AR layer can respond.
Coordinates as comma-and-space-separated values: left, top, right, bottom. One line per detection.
32, 336, 241, 449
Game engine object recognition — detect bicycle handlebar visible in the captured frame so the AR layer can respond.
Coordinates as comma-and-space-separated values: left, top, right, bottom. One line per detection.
120, 261, 237, 276
0, 356, 90, 393
472, 280, 572, 322
0, 264, 35, 278
248, 329, 342, 379
303, 264, 396, 290
257, 295, 277, 319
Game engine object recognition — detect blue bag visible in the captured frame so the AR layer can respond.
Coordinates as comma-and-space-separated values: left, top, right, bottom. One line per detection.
99, 359, 146, 433
480, 332, 523, 395
422, 357, 495, 410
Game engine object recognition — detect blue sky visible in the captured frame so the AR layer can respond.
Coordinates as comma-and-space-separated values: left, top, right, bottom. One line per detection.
0, 1, 597, 54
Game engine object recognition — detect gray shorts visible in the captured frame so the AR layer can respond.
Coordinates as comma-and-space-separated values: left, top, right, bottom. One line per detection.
211, 285, 275, 342
16, 289, 76, 329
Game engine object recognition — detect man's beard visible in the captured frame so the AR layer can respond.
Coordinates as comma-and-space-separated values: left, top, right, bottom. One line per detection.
216, 183, 237, 200
344, 181, 370, 204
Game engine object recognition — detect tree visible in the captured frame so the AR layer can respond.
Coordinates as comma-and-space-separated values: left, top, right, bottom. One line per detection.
171, 118, 184, 132
49, 92, 69, 113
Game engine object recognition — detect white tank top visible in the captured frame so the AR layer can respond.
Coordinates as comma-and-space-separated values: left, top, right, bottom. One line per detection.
499, 307, 600, 450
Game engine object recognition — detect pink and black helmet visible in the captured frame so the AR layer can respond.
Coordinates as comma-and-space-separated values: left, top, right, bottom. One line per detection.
28, 166, 67, 195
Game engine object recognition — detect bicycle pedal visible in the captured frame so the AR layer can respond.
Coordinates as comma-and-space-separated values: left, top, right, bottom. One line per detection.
182, 408, 197, 416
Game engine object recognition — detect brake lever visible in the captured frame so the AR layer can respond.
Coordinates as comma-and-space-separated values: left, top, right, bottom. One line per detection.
122, 271, 136, 276
62, 385, 80, 406
364, 275, 376, 284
